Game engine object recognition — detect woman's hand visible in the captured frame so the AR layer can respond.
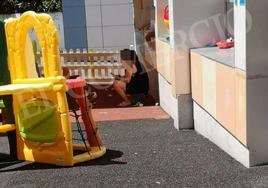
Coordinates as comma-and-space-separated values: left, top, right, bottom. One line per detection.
114, 75, 121, 80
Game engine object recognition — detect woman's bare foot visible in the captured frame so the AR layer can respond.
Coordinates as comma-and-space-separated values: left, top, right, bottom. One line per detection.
117, 100, 131, 107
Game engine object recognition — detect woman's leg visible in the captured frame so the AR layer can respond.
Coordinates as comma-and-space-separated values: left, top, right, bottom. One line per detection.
113, 80, 129, 102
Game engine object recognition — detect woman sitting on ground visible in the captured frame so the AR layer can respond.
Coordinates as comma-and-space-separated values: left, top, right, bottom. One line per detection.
113, 49, 149, 107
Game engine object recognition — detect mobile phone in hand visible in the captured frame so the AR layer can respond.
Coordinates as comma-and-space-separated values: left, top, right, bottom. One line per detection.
111, 73, 120, 77
111, 73, 121, 80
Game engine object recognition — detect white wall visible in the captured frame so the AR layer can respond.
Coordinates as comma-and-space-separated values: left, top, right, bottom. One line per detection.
234, 2, 246, 71
49, 13, 65, 49
158, 74, 179, 129
245, 0, 268, 166
172, 0, 226, 49
85, 0, 135, 49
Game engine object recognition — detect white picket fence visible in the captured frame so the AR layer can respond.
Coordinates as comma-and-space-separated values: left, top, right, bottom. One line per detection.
37, 49, 125, 84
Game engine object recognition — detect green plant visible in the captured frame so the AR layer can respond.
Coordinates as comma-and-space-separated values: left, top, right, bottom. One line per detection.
0, 0, 62, 14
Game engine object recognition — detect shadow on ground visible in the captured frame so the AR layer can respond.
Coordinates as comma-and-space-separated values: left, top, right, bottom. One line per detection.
0, 154, 23, 169
0, 149, 126, 173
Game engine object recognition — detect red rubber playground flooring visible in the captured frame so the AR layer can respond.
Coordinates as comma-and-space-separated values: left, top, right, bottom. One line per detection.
70, 106, 170, 123
88, 84, 157, 109
72, 84, 168, 122
92, 106, 170, 122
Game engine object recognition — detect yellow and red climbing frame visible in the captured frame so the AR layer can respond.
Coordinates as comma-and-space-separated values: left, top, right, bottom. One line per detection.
0, 11, 106, 166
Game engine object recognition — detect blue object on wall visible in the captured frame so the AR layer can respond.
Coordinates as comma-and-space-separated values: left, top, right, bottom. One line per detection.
240, 0, 245, 6
62, 0, 88, 49
235, 0, 246, 6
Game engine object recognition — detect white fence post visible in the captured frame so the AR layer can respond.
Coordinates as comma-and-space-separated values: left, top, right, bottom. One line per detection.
37, 49, 123, 84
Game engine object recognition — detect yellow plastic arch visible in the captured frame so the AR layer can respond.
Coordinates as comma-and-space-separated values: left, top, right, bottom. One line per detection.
2, 11, 106, 166
3, 11, 73, 166
5, 11, 61, 81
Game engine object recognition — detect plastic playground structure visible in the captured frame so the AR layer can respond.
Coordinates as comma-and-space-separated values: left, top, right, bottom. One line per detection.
0, 11, 106, 166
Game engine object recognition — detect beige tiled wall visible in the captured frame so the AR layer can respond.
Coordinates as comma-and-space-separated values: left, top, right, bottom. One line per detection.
216, 63, 236, 135
191, 52, 247, 145
235, 69, 246, 145
155, 38, 172, 83
202, 57, 216, 118
156, 39, 192, 97
171, 48, 191, 96
191, 52, 203, 106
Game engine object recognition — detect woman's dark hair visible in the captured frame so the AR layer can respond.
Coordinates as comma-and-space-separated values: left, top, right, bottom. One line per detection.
120, 49, 138, 63
120, 49, 143, 73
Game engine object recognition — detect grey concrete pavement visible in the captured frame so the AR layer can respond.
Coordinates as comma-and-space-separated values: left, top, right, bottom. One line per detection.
1, 119, 268, 187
